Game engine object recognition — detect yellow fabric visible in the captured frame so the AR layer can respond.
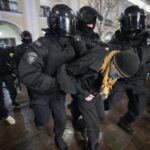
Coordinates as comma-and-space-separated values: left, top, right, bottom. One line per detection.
99, 50, 119, 99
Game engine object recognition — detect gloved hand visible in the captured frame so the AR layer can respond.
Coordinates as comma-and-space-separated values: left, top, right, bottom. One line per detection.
71, 35, 87, 57
86, 41, 97, 49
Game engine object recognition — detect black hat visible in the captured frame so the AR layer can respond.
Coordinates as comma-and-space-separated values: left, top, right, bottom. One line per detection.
113, 51, 140, 77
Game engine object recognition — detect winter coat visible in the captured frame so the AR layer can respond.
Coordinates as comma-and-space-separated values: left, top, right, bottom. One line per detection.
57, 46, 108, 100
19, 33, 75, 94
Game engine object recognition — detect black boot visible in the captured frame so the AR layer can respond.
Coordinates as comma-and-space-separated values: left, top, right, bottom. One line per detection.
117, 120, 134, 135
55, 137, 68, 150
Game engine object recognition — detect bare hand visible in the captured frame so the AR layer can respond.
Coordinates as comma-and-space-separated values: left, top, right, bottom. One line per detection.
85, 94, 94, 101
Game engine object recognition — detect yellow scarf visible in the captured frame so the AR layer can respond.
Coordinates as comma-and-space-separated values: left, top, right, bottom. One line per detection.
99, 50, 119, 100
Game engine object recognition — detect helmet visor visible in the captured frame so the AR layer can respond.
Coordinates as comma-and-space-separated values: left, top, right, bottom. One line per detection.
125, 13, 145, 31
55, 16, 75, 36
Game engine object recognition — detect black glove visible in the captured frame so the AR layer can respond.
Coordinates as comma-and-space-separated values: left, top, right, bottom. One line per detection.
73, 35, 82, 42
86, 41, 97, 49
71, 35, 87, 57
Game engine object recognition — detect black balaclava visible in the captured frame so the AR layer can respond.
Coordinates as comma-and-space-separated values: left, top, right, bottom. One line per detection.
76, 6, 103, 35
21, 31, 32, 44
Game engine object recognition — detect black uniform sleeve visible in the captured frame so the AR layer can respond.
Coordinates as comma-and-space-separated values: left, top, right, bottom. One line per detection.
57, 51, 97, 98
67, 48, 100, 76
139, 46, 150, 74
57, 64, 90, 99
15, 44, 27, 66
71, 36, 88, 57
19, 42, 57, 93
57, 47, 104, 99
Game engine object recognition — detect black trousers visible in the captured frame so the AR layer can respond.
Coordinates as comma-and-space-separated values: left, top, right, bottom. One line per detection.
2, 74, 17, 104
31, 90, 66, 137
78, 94, 105, 149
121, 89, 148, 124
69, 95, 85, 132
27, 87, 33, 100
0, 77, 8, 119
104, 81, 148, 125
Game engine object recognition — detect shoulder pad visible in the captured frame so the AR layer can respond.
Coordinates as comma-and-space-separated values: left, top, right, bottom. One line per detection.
34, 37, 46, 47
34, 41, 42, 47
34, 36, 49, 47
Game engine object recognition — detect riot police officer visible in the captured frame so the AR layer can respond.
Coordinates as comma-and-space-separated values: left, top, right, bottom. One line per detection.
105, 5, 150, 134
19, 4, 75, 150
68, 6, 103, 140
72, 6, 103, 57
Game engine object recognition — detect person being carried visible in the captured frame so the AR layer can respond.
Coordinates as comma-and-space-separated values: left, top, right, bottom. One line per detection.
57, 46, 140, 150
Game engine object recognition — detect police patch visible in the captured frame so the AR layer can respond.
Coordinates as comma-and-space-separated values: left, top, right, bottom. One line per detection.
27, 52, 37, 64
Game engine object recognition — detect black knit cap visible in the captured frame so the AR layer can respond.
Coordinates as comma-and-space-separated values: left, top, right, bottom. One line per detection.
113, 51, 140, 77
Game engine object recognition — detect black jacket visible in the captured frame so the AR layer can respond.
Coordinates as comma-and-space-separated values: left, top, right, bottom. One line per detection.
72, 29, 104, 57
57, 46, 108, 100
19, 34, 75, 94
109, 30, 150, 93
109, 30, 149, 50
15, 43, 29, 66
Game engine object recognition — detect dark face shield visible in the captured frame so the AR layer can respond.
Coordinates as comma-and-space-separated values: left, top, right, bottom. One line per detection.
53, 16, 75, 37
124, 13, 146, 32
48, 4, 75, 37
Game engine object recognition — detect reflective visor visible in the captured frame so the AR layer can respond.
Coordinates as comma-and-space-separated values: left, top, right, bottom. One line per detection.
125, 13, 145, 31
55, 16, 74, 36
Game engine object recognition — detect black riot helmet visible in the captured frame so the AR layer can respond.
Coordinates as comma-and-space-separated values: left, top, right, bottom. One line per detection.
120, 5, 146, 33
21, 31, 32, 44
76, 6, 103, 32
47, 4, 75, 37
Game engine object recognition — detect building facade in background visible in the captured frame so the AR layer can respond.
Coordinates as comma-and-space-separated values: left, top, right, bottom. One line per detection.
0, 0, 149, 46
0, 0, 78, 46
